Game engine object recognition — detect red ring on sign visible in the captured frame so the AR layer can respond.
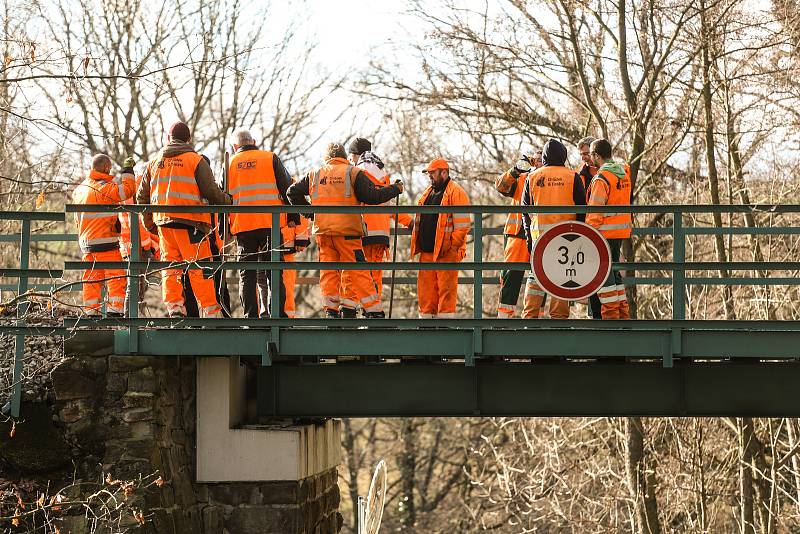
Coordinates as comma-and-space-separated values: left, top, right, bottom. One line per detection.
531, 221, 611, 300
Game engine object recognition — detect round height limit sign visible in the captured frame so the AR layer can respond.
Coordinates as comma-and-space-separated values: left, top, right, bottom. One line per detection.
531, 221, 611, 301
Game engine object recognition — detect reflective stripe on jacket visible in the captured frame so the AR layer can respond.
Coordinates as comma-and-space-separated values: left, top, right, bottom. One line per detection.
228, 149, 282, 234
148, 152, 210, 226
73, 169, 136, 253
360, 165, 392, 246
309, 160, 364, 236
500, 171, 527, 238
586, 165, 633, 239
525, 166, 579, 239
410, 179, 471, 260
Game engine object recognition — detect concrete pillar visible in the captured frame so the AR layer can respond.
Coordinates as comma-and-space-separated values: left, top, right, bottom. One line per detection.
196, 358, 343, 532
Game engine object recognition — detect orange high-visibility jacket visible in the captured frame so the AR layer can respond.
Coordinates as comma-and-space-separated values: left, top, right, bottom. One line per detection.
496, 170, 527, 238
586, 164, 633, 239
279, 213, 310, 251
308, 160, 364, 236
410, 179, 471, 260
525, 166, 579, 239
147, 152, 210, 226
360, 166, 392, 246
228, 149, 282, 234
73, 169, 136, 253
119, 174, 158, 257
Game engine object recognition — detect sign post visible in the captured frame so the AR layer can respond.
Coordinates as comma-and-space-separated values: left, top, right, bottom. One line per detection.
531, 221, 611, 301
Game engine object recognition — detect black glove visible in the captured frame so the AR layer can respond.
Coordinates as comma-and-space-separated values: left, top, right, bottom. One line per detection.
393, 179, 404, 194
122, 156, 135, 173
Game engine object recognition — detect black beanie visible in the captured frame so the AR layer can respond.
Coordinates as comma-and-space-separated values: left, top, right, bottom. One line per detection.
348, 137, 372, 155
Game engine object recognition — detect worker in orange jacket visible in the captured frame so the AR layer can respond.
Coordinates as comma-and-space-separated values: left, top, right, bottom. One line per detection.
262, 213, 311, 318
119, 172, 159, 316
136, 121, 231, 318
586, 138, 632, 320
576, 136, 603, 319
347, 138, 392, 314
494, 150, 541, 318
227, 129, 298, 318
406, 159, 471, 319
287, 142, 403, 318
73, 154, 136, 316
521, 139, 586, 319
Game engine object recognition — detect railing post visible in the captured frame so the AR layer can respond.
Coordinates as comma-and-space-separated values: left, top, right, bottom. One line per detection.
128, 214, 140, 353
473, 213, 483, 319
11, 219, 31, 417
270, 211, 281, 319
672, 210, 685, 320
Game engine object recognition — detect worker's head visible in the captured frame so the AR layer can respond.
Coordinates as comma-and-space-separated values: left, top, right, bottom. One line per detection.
531, 151, 543, 169
590, 138, 613, 167
167, 121, 191, 144
577, 136, 595, 165
324, 142, 347, 161
347, 137, 372, 165
232, 129, 256, 151
422, 158, 449, 186
541, 139, 567, 167
91, 153, 113, 174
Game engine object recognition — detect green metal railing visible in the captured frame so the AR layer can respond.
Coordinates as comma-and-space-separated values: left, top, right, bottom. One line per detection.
3, 204, 800, 417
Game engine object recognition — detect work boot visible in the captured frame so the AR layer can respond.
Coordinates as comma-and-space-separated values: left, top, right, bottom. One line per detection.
325, 310, 341, 319
365, 311, 385, 319
340, 307, 357, 319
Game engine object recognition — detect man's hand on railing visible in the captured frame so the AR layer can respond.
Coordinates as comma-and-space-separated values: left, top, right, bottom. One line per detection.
393, 179, 404, 194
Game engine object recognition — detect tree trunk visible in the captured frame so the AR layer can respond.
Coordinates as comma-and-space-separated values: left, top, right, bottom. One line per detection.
786, 419, 800, 514
625, 417, 661, 534
739, 417, 757, 534
700, 0, 736, 321
342, 419, 362, 532
398, 418, 417, 531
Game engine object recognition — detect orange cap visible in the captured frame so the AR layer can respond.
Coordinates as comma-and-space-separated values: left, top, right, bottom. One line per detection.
422, 158, 449, 173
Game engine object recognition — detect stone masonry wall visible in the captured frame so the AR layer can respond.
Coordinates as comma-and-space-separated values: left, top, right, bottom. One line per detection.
1, 333, 342, 533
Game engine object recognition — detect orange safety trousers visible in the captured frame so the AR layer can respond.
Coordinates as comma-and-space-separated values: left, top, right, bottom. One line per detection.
521, 277, 570, 319
318, 235, 382, 315
282, 252, 297, 318
340, 244, 387, 313
364, 243, 388, 299
158, 226, 221, 317
597, 238, 630, 320
82, 249, 126, 315
418, 250, 460, 319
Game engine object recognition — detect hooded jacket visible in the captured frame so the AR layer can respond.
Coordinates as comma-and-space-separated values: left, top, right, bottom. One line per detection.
136, 141, 231, 232
521, 139, 586, 249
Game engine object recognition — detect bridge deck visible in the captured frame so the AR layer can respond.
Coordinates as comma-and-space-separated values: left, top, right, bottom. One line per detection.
55, 319, 800, 418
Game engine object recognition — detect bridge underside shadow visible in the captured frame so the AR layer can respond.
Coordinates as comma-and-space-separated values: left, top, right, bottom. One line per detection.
257, 361, 800, 418
104, 319, 800, 418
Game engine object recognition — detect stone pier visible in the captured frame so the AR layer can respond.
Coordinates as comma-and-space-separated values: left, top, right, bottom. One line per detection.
0, 331, 342, 533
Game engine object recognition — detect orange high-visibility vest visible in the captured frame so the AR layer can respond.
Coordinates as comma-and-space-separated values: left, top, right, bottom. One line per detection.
527, 166, 578, 239
119, 174, 153, 256
409, 179, 471, 260
502, 172, 527, 238
592, 165, 632, 239
74, 169, 135, 253
228, 149, 282, 234
148, 152, 210, 226
308, 158, 364, 236
361, 168, 392, 245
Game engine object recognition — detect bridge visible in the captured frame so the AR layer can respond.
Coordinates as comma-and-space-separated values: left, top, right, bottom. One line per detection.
3, 204, 800, 420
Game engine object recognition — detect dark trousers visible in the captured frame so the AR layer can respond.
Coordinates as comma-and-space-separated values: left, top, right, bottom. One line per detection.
235, 229, 286, 318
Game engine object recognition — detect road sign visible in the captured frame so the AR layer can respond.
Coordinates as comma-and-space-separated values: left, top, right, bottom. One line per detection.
531, 221, 611, 301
